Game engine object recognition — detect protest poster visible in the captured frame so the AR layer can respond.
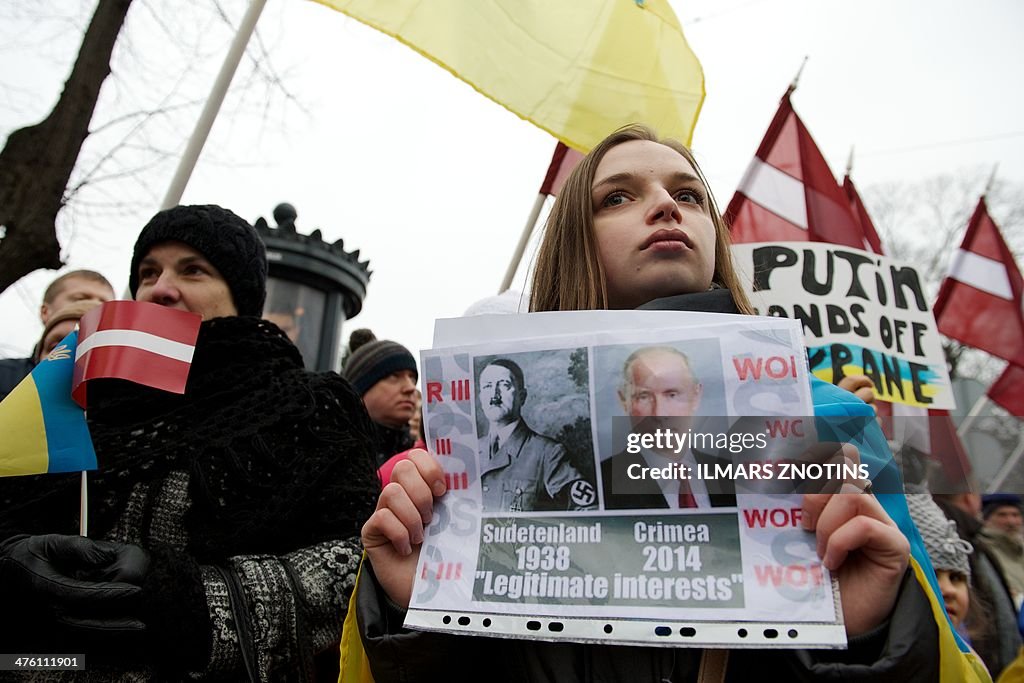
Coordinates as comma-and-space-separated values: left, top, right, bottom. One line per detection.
731, 242, 954, 409
406, 311, 864, 649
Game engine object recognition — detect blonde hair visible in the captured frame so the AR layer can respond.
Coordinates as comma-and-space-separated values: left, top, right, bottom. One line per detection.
529, 124, 754, 314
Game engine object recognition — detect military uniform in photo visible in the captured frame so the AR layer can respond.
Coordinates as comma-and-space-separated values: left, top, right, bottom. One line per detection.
480, 422, 596, 512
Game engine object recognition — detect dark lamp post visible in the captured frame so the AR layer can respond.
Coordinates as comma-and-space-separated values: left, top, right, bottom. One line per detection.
254, 203, 371, 372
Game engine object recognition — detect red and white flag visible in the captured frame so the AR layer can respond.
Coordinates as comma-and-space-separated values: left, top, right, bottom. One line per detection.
933, 197, 1024, 366
539, 142, 585, 197
988, 363, 1024, 416
842, 174, 885, 255
876, 401, 974, 481
725, 89, 866, 249
72, 301, 202, 408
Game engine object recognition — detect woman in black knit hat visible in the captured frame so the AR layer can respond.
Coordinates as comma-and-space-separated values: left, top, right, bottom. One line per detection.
0, 205, 379, 681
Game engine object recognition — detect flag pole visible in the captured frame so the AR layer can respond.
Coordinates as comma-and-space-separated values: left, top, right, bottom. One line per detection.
984, 163, 999, 197
956, 393, 989, 437
787, 55, 809, 95
500, 193, 546, 293
160, 0, 268, 209
845, 146, 855, 176
988, 435, 1024, 492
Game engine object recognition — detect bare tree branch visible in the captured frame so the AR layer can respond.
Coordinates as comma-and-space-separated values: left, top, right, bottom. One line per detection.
0, 0, 134, 292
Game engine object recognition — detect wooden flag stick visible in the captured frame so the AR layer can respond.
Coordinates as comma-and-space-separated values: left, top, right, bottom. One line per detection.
79, 470, 89, 537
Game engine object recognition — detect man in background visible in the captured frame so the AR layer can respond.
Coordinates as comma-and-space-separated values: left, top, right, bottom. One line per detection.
979, 493, 1024, 608
602, 345, 735, 510
0, 269, 113, 399
344, 329, 420, 466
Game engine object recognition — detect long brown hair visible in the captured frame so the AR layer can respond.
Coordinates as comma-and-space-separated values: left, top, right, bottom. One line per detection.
529, 124, 754, 314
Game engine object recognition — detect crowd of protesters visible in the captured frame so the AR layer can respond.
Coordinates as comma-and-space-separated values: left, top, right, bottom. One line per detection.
0, 125, 1021, 682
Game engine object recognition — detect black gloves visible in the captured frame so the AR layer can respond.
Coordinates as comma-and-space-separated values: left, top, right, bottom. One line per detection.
0, 534, 151, 655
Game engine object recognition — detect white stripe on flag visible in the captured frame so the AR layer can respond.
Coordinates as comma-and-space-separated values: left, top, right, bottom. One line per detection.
735, 158, 808, 230
75, 329, 196, 363
893, 403, 929, 452
947, 249, 1013, 300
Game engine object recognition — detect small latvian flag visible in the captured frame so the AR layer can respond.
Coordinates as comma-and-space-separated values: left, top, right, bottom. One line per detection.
72, 301, 202, 408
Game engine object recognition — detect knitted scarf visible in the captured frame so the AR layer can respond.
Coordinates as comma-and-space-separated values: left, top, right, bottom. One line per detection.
1, 317, 378, 558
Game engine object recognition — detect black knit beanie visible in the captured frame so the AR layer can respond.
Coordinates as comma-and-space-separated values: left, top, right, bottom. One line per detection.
129, 205, 267, 317
982, 493, 1023, 519
343, 334, 418, 396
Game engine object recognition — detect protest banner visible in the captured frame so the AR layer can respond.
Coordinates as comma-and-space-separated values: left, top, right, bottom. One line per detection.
731, 242, 954, 409
406, 312, 864, 648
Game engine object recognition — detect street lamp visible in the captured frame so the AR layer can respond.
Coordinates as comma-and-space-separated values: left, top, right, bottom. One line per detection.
253, 203, 371, 372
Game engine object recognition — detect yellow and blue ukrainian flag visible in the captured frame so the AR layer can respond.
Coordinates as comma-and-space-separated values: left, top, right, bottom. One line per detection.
814, 378, 991, 681
0, 331, 96, 477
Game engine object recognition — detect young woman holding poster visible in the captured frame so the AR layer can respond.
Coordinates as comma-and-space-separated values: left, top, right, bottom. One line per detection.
353, 126, 989, 682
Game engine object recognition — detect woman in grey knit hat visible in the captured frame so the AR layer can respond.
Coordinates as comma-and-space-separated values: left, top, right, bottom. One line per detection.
906, 485, 975, 631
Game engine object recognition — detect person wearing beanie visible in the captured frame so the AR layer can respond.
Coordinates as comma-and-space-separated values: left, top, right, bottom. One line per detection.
980, 493, 1024, 607
343, 328, 419, 466
128, 204, 268, 317
0, 205, 379, 680
907, 486, 974, 632
934, 489, 1023, 677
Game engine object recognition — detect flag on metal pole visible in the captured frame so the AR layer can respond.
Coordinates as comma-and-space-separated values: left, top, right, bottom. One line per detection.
725, 88, 865, 249
500, 141, 586, 292
540, 142, 585, 197
313, 0, 705, 151
933, 197, 1024, 366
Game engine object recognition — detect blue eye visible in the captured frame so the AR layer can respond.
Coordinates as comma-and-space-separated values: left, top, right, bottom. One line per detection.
601, 192, 628, 208
674, 189, 705, 205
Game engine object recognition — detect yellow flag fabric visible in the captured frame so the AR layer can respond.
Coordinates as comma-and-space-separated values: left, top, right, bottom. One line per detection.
339, 556, 993, 683
908, 556, 993, 682
338, 554, 375, 683
0, 374, 49, 475
313, 0, 705, 151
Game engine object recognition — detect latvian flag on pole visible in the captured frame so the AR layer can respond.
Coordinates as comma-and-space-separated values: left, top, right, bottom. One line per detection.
540, 142, 585, 197
725, 88, 866, 249
933, 197, 1024, 367
72, 301, 202, 408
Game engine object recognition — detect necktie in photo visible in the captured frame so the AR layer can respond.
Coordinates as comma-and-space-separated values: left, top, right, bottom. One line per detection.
678, 480, 697, 509
490, 435, 500, 458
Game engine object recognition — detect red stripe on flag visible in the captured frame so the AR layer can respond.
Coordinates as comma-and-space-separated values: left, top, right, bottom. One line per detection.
928, 409, 973, 482
874, 399, 894, 441
728, 200, 808, 244
934, 198, 1024, 366
72, 346, 192, 406
539, 142, 584, 196
726, 89, 869, 250
843, 176, 885, 255
79, 300, 201, 345
989, 363, 1024, 415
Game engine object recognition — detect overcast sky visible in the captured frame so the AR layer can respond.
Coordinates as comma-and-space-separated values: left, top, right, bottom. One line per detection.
2, 0, 1022, 363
